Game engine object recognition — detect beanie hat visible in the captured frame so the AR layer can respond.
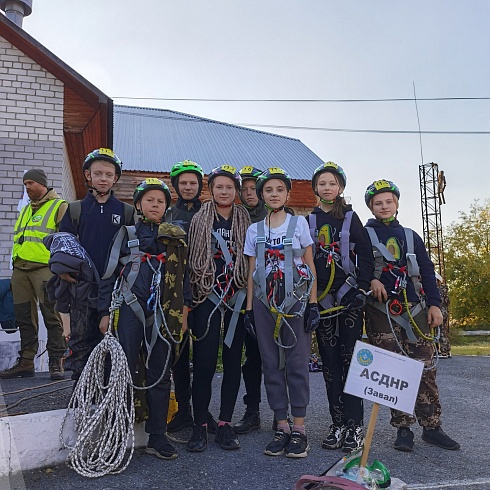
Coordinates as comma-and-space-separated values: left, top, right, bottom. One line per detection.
23, 169, 48, 188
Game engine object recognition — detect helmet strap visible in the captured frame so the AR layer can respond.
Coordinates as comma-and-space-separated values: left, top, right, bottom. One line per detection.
265, 203, 285, 213
87, 185, 111, 198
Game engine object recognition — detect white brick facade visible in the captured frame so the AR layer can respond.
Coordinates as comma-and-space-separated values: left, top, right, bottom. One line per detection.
0, 36, 75, 278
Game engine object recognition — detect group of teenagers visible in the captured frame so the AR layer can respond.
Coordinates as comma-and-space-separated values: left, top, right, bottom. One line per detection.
56, 149, 459, 462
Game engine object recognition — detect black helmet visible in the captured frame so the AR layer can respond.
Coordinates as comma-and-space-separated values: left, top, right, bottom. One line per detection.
133, 178, 171, 209
364, 179, 400, 206
239, 166, 263, 181
255, 167, 292, 199
312, 161, 347, 191
208, 165, 242, 191
83, 148, 122, 180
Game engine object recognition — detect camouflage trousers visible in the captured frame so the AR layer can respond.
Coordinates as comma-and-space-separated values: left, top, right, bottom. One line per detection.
437, 318, 451, 356
365, 303, 442, 428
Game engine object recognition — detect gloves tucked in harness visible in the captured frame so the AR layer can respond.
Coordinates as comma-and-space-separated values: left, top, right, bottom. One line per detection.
340, 287, 369, 312
304, 303, 321, 332
244, 310, 257, 340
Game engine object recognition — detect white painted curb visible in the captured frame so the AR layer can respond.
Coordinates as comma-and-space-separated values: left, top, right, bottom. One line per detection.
0, 409, 148, 477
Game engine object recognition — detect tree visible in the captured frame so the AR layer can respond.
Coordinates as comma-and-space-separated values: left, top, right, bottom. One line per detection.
444, 199, 490, 329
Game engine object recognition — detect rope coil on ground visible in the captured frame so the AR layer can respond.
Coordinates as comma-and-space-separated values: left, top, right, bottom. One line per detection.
59, 332, 135, 478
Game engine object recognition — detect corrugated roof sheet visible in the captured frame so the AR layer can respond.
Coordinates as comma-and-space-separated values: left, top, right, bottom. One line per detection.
113, 105, 323, 179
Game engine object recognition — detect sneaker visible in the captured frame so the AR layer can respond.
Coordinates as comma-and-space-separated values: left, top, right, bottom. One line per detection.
215, 423, 240, 450
146, 434, 178, 460
167, 409, 194, 433
49, 358, 64, 381
207, 411, 218, 435
394, 427, 414, 452
186, 424, 208, 452
264, 429, 291, 456
0, 357, 34, 379
233, 409, 261, 434
322, 424, 347, 450
342, 426, 364, 453
422, 427, 460, 450
285, 431, 310, 458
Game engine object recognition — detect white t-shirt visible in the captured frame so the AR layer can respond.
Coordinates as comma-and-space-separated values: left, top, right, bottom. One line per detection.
244, 214, 313, 276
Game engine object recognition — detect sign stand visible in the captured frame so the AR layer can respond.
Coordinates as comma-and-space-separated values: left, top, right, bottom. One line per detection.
342, 341, 424, 487
359, 401, 379, 471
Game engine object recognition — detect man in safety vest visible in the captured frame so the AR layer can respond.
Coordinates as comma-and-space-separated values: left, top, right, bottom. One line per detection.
0, 169, 68, 380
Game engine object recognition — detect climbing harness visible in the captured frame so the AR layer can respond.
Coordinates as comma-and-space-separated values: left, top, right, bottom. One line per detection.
102, 225, 184, 388
254, 216, 314, 353
309, 211, 367, 319
366, 227, 440, 368
191, 230, 246, 348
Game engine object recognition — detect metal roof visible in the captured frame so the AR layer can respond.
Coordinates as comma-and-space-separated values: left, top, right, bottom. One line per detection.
113, 105, 323, 179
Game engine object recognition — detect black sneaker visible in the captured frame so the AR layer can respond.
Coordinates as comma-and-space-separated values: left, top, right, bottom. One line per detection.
49, 358, 64, 381
394, 427, 414, 452
285, 431, 310, 458
322, 424, 347, 450
167, 409, 194, 433
215, 423, 240, 450
264, 429, 291, 456
146, 434, 178, 460
422, 427, 460, 450
186, 424, 208, 452
342, 426, 364, 453
233, 409, 261, 434
207, 411, 218, 435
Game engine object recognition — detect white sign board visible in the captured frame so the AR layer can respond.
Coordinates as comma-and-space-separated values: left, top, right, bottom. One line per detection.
344, 341, 424, 415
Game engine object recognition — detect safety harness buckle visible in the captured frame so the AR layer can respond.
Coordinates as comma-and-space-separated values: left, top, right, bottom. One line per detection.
345, 274, 357, 289
127, 239, 140, 248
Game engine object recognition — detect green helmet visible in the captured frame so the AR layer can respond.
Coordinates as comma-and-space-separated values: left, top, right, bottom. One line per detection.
255, 167, 292, 199
312, 161, 347, 191
133, 178, 171, 209
83, 148, 123, 179
239, 166, 263, 181
169, 160, 204, 189
208, 165, 242, 191
365, 179, 400, 206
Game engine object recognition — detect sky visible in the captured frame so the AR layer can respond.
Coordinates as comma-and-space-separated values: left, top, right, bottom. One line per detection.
14, 0, 490, 234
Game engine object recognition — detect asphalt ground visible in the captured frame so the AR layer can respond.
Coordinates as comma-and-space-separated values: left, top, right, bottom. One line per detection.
1, 355, 490, 490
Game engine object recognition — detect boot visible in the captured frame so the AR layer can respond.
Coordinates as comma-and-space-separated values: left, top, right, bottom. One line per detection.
0, 357, 34, 379
49, 357, 64, 381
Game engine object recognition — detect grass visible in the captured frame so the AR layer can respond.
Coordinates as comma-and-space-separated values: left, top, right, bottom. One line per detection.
448, 332, 490, 356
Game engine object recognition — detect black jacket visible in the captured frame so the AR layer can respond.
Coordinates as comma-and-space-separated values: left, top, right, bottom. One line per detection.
43, 233, 99, 313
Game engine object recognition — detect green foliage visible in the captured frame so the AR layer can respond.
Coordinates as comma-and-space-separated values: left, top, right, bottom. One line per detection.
444, 199, 490, 329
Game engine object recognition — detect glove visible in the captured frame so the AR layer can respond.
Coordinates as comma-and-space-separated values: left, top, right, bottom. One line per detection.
244, 310, 257, 340
305, 303, 321, 333
340, 287, 369, 311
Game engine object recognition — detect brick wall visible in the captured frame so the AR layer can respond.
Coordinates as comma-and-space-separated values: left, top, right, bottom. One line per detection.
0, 37, 74, 278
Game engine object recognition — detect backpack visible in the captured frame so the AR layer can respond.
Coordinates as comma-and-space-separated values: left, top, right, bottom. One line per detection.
68, 200, 134, 234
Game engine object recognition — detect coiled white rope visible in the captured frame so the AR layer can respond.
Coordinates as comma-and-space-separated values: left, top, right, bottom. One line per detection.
59, 329, 135, 477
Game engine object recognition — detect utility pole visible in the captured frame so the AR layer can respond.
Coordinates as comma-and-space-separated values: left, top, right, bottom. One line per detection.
419, 162, 446, 277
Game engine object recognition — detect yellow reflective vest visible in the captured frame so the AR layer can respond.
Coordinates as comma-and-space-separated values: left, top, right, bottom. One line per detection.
12, 199, 64, 264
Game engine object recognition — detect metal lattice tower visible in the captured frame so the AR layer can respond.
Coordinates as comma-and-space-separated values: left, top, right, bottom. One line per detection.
419, 162, 446, 277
